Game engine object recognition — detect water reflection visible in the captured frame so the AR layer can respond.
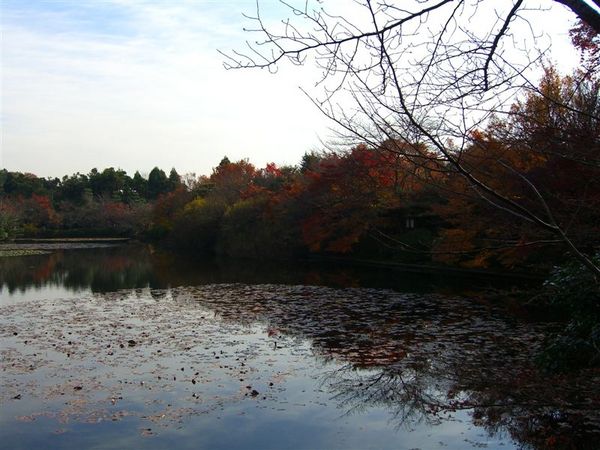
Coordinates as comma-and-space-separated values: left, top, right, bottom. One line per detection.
0, 246, 153, 297
1, 246, 598, 449
188, 285, 600, 449
1, 244, 525, 302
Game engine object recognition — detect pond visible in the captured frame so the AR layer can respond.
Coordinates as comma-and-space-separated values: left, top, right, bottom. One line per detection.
1, 243, 598, 449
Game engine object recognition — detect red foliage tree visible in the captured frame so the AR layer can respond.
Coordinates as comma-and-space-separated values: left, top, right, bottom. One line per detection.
209, 159, 256, 205
297, 144, 430, 253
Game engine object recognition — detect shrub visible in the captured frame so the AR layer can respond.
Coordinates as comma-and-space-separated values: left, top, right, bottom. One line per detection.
169, 198, 226, 253
0, 206, 20, 241
217, 196, 302, 259
536, 254, 600, 372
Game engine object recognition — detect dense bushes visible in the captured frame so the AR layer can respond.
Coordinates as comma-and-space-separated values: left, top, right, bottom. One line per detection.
217, 196, 302, 259
536, 254, 600, 372
0, 205, 20, 241
169, 198, 226, 254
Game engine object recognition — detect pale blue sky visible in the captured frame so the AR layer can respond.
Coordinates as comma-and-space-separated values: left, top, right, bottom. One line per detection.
1, 0, 326, 177
0, 0, 587, 178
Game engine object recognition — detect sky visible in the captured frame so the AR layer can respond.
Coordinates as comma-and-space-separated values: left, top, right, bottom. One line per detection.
0, 0, 589, 178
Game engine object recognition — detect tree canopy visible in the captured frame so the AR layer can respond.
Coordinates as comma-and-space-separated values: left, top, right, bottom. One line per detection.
223, 0, 600, 278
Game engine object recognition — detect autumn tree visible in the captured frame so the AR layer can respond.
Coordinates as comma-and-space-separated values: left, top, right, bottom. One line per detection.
430, 66, 600, 269
208, 158, 256, 205
224, 0, 600, 278
19, 194, 61, 234
149, 186, 193, 237
571, 17, 600, 73
296, 144, 420, 253
218, 162, 304, 258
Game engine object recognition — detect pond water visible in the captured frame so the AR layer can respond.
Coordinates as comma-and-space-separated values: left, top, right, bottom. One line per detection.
1, 244, 598, 449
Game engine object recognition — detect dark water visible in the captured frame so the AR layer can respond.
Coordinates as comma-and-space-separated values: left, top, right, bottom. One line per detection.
0, 243, 521, 301
1, 244, 598, 449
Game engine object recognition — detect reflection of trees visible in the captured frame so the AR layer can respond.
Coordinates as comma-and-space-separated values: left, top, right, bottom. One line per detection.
3, 247, 595, 447
458, 355, 600, 450
0, 246, 156, 293
154, 255, 507, 294
1, 244, 513, 298
186, 285, 599, 449
325, 364, 446, 426
323, 357, 599, 449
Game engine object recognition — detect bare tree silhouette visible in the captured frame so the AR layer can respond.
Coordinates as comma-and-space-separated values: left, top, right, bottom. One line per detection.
223, 1, 600, 277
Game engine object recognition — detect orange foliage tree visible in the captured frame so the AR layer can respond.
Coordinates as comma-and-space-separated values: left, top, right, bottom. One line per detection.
433, 68, 600, 269
20, 194, 61, 234
208, 158, 257, 205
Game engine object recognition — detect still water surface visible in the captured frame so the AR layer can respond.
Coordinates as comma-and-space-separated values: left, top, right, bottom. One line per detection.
1, 244, 598, 449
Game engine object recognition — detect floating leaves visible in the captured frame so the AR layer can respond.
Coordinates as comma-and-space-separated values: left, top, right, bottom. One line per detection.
0, 249, 50, 258
1, 284, 598, 449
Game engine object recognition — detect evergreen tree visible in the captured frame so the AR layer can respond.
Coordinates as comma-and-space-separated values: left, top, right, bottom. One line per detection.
147, 167, 169, 199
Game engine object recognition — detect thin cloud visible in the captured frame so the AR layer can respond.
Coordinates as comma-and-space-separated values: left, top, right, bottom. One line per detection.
0, 1, 582, 177
1, 1, 324, 177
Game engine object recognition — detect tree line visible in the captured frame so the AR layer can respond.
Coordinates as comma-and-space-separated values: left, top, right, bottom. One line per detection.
1, 66, 598, 275
0, 166, 184, 238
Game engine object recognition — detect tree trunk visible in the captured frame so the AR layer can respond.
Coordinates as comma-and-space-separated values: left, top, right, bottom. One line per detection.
554, 0, 600, 33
